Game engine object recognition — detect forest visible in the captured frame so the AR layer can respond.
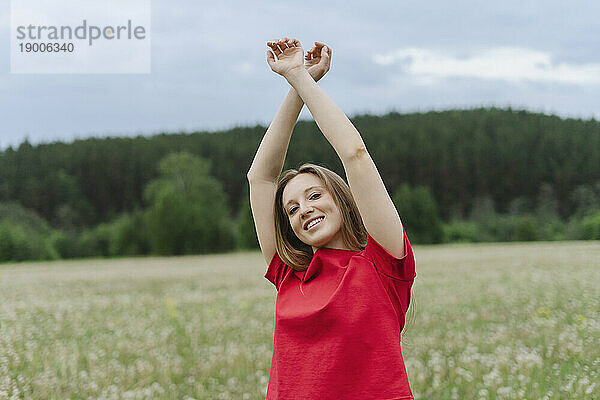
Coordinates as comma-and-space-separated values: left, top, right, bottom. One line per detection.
1, 107, 599, 262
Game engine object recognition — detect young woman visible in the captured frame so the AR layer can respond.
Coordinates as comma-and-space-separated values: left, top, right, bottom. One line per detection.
247, 37, 416, 400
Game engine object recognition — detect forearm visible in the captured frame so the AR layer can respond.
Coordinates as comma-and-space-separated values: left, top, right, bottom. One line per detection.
247, 87, 304, 182
285, 68, 366, 162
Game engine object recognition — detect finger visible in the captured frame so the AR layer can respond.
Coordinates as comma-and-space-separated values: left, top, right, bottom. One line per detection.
275, 39, 288, 53
268, 41, 282, 56
313, 42, 325, 53
312, 43, 324, 54
267, 50, 276, 67
314, 42, 330, 56
272, 38, 285, 52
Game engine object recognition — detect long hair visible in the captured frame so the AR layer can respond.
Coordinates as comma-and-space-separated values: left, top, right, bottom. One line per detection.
273, 163, 368, 271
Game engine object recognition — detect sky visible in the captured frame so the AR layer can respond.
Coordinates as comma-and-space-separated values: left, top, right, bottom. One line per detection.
1, 0, 599, 150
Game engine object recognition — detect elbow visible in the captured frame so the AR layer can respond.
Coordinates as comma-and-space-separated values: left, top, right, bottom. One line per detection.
346, 145, 368, 162
246, 165, 258, 181
246, 164, 261, 180
247, 170, 273, 183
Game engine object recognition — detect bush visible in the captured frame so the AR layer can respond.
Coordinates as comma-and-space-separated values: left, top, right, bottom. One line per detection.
0, 202, 60, 262
513, 216, 539, 241
393, 184, 443, 244
474, 215, 541, 242
49, 230, 79, 259
580, 212, 600, 240
109, 210, 151, 256
77, 223, 113, 258
143, 152, 236, 255
237, 190, 259, 250
442, 220, 480, 243
442, 214, 548, 243
0, 222, 31, 262
535, 215, 565, 241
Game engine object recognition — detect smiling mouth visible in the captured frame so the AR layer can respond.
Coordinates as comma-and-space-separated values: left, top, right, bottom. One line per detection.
305, 216, 324, 230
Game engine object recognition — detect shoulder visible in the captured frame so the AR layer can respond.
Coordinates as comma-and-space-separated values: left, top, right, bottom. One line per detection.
359, 229, 416, 281
264, 251, 293, 290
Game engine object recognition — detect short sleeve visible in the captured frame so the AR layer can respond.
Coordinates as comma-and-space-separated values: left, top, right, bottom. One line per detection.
363, 225, 416, 281
264, 251, 292, 291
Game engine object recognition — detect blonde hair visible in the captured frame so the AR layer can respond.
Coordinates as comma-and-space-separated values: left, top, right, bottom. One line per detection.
273, 163, 367, 271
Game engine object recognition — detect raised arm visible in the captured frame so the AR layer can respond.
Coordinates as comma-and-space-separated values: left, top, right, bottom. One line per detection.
247, 38, 331, 181
247, 38, 331, 264
267, 38, 405, 259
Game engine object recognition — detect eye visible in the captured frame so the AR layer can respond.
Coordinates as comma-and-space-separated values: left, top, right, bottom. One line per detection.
288, 206, 297, 215
310, 193, 321, 200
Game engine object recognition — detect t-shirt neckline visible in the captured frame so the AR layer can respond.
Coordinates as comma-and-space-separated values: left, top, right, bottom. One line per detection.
315, 246, 356, 253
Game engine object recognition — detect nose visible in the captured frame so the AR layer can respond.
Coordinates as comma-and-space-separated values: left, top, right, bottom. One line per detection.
299, 203, 313, 217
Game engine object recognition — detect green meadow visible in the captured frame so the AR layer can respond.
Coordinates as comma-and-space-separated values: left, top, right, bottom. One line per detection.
1, 241, 599, 399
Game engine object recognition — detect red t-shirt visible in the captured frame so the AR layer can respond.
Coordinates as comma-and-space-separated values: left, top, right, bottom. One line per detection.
264, 226, 416, 400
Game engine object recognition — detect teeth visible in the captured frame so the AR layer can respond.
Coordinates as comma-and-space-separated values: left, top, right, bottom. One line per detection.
306, 217, 323, 230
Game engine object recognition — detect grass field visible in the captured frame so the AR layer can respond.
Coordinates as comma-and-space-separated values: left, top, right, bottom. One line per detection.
1, 241, 599, 400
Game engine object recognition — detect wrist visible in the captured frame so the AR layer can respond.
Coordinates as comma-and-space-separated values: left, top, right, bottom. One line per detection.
285, 66, 310, 85
309, 71, 323, 82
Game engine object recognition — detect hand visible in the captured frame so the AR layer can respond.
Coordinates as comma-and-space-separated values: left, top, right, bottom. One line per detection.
267, 37, 305, 79
305, 42, 331, 82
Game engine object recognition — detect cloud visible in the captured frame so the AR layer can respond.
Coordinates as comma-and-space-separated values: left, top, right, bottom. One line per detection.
373, 47, 600, 85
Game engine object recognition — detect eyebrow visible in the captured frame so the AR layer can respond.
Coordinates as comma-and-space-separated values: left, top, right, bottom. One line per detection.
284, 186, 323, 208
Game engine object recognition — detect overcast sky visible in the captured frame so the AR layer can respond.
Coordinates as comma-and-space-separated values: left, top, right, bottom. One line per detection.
1, 0, 599, 150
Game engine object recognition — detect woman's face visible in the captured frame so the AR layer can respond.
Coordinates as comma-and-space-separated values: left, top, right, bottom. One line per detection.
282, 173, 347, 252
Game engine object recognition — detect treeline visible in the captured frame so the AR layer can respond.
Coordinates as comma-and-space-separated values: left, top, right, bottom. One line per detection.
0, 152, 238, 262
1, 108, 599, 262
